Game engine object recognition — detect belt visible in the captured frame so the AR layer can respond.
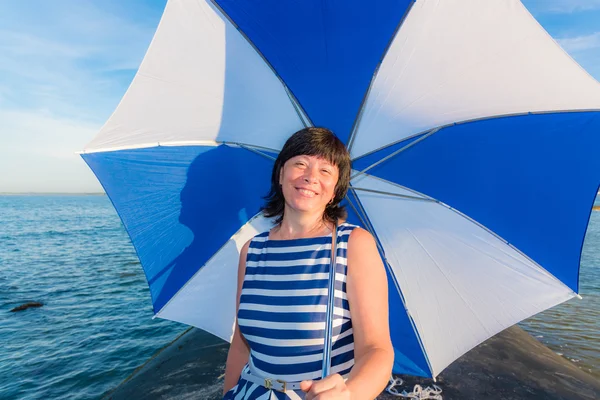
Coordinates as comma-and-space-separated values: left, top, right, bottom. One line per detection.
241, 369, 302, 392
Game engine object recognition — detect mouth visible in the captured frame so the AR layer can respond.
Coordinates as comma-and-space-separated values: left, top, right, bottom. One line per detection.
295, 187, 318, 197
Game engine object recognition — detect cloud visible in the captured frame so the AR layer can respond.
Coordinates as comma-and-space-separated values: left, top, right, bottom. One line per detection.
0, 0, 164, 192
0, 109, 98, 154
0, 109, 103, 193
529, 0, 600, 14
0, 1, 159, 121
558, 32, 600, 53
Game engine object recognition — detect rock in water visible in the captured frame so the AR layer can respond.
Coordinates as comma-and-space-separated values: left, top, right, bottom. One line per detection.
10, 302, 43, 312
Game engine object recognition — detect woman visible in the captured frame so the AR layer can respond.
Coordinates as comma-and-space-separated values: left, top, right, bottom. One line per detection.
223, 127, 393, 399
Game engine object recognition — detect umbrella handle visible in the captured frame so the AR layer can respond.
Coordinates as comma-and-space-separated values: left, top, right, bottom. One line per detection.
321, 222, 339, 378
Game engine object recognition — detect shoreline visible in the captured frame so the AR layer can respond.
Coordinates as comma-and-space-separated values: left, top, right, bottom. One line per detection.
102, 325, 599, 400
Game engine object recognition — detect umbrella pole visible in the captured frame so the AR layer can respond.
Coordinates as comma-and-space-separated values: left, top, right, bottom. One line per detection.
321, 222, 339, 378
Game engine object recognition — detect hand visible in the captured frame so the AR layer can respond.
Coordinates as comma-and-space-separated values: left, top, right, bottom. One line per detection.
300, 374, 352, 400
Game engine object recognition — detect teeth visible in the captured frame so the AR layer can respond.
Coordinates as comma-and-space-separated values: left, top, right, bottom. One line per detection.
298, 188, 316, 197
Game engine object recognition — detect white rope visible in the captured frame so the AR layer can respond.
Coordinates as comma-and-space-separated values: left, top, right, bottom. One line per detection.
385, 376, 443, 400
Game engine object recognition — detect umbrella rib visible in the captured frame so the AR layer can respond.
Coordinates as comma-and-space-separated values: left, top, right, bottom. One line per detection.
345, 193, 370, 234
209, 0, 312, 128
346, 0, 416, 153
347, 190, 390, 267
348, 188, 378, 242
351, 175, 569, 289
348, 188, 405, 304
351, 128, 439, 180
358, 175, 574, 294
352, 109, 600, 162
437, 201, 575, 291
355, 173, 572, 293
81, 141, 280, 155
80, 140, 221, 154
353, 173, 439, 201
223, 141, 278, 153
235, 143, 277, 161
351, 187, 436, 202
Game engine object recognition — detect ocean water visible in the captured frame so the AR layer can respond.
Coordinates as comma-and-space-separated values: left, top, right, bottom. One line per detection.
519, 197, 600, 378
0, 195, 186, 400
0, 195, 598, 399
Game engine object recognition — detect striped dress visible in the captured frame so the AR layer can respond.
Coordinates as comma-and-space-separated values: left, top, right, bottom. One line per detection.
224, 223, 358, 400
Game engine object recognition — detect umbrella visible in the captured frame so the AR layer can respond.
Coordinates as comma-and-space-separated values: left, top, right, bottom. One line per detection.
82, 0, 600, 379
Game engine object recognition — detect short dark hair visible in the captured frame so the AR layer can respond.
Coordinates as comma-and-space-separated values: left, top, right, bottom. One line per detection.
263, 127, 351, 225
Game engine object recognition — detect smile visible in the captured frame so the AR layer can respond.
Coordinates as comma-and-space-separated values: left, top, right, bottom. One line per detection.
296, 187, 317, 197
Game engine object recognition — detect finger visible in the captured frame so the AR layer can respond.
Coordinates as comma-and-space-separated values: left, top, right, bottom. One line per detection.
300, 380, 313, 393
308, 375, 343, 397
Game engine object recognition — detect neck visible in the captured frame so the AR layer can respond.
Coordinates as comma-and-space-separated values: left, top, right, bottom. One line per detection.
276, 208, 332, 240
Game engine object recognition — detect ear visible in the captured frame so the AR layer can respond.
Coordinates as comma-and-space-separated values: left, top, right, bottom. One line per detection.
279, 166, 284, 185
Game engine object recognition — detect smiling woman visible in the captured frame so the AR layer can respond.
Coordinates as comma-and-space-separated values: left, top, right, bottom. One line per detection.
263, 128, 351, 228
277, 153, 339, 232
222, 128, 394, 400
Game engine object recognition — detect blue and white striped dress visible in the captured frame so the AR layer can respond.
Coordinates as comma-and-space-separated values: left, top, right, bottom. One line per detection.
224, 223, 358, 400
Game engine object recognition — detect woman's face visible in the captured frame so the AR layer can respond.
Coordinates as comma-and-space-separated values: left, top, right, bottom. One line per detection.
279, 154, 339, 216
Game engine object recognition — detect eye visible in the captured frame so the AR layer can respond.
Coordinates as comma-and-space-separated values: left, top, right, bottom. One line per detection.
321, 168, 332, 175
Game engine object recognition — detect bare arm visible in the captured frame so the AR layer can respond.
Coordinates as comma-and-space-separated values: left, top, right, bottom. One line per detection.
222, 239, 251, 395
345, 228, 394, 399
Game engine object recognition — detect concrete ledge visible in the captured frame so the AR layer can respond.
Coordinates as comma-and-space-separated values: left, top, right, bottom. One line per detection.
379, 326, 599, 400
103, 326, 599, 400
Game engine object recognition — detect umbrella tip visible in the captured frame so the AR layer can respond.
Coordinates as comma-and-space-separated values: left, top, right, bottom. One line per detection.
576, 294, 583, 300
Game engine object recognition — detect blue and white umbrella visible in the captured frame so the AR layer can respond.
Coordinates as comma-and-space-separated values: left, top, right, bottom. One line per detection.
82, 0, 600, 379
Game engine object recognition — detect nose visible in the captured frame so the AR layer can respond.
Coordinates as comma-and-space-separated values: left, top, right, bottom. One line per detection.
303, 165, 318, 183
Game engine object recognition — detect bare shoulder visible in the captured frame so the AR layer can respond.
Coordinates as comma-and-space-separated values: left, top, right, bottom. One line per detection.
240, 238, 252, 255
345, 226, 388, 318
347, 226, 377, 249
235, 238, 254, 301
237, 238, 253, 274
239, 238, 253, 269
347, 227, 381, 271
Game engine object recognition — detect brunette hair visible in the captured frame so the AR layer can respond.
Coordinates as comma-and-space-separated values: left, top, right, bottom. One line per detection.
262, 127, 351, 225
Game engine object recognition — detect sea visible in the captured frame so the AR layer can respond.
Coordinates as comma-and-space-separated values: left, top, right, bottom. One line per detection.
0, 194, 598, 399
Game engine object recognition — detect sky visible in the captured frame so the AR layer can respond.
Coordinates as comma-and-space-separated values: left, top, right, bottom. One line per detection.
0, 1, 599, 193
